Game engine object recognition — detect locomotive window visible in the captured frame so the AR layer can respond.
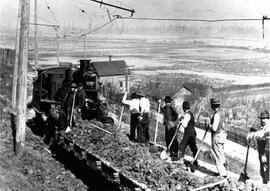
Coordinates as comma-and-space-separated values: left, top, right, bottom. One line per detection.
120, 81, 123, 88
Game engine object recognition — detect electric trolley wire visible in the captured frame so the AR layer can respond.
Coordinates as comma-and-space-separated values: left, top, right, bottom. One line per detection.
44, 0, 60, 25
118, 17, 263, 22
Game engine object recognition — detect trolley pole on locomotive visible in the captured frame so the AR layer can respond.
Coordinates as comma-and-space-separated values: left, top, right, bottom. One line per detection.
14, 0, 30, 155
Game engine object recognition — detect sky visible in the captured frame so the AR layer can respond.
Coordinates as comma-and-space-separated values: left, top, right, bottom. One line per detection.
1, 0, 270, 32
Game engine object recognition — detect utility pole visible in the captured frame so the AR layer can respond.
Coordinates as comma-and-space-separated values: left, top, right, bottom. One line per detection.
83, 29, 86, 59
55, 27, 59, 64
12, 0, 21, 108
34, 0, 38, 68
15, 0, 30, 155
125, 65, 128, 92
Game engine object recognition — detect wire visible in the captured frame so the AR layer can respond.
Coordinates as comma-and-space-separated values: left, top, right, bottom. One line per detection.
44, 0, 60, 25
119, 17, 263, 22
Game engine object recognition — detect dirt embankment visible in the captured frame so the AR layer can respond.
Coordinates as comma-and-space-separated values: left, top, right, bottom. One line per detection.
0, 120, 89, 191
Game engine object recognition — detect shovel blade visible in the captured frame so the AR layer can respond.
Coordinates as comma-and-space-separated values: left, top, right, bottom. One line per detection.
160, 150, 170, 160
239, 173, 249, 183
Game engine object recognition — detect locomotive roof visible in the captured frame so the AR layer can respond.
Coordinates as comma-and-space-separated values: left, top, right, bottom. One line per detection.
36, 65, 70, 71
91, 60, 130, 77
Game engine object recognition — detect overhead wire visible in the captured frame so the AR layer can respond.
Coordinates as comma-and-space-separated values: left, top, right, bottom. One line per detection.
69, 17, 118, 51
118, 17, 263, 22
44, 0, 60, 25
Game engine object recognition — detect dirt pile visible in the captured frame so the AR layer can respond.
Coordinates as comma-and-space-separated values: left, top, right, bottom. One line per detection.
63, 120, 270, 191
0, 119, 88, 191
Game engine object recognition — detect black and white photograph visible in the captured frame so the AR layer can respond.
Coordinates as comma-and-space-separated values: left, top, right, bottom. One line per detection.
0, 0, 269, 190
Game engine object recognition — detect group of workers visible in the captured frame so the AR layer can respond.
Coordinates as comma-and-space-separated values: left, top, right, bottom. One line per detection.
122, 92, 269, 184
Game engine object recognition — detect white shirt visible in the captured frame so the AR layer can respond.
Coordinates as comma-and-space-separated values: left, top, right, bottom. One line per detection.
122, 94, 140, 112
181, 111, 191, 128
250, 120, 270, 140
211, 112, 221, 132
139, 97, 150, 113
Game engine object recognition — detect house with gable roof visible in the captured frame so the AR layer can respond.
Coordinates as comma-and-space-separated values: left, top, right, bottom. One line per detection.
91, 56, 130, 95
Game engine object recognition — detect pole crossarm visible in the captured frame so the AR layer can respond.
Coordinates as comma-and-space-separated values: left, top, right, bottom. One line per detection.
89, 0, 135, 16
29, 22, 60, 28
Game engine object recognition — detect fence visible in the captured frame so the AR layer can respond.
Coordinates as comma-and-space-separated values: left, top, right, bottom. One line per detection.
0, 47, 15, 121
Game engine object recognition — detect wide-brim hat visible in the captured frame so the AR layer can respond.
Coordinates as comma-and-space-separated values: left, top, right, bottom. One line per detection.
210, 98, 221, 105
164, 96, 173, 103
137, 90, 145, 97
258, 110, 269, 119
131, 92, 138, 99
182, 101, 190, 109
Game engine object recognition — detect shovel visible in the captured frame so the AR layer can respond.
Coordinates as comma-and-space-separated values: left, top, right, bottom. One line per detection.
65, 89, 77, 133
149, 101, 161, 153
117, 105, 124, 130
190, 121, 210, 172
160, 121, 181, 160
239, 143, 250, 182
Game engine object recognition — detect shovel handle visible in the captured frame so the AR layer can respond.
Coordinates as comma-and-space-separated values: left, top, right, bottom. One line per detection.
117, 105, 124, 129
167, 121, 182, 150
69, 89, 77, 127
153, 102, 161, 144
192, 124, 210, 162
244, 144, 250, 172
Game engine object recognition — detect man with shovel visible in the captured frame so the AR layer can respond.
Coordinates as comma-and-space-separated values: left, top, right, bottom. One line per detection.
247, 110, 270, 184
122, 91, 140, 141
209, 98, 227, 177
161, 96, 179, 161
137, 90, 150, 144
178, 101, 198, 165
63, 83, 80, 133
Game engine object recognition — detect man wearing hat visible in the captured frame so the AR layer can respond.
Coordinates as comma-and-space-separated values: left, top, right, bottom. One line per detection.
178, 101, 198, 164
137, 90, 150, 143
161, 96, 179, 160
63, 82, 80, 133
122, 91, 140, 141
209, 98, 227, 177
247, 110, 270, 184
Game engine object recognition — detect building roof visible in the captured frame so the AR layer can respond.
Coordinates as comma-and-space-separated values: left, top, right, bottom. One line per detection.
183, 82, 213, 97
91, 60, 130, 77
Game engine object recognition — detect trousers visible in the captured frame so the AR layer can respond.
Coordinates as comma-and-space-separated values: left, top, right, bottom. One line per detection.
179, 129, 197, 158
211, 131, 227, 176
257, 139, 269, 184
130, 113, 139, 141
137, 113, 150, 143
165, 125, 179, 157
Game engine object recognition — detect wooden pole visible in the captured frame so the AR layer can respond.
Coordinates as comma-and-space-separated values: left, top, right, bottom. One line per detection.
56, 28, 59, 64
125, 65, 128, 92
84, 30, 86, 59
12, 0, 22, 108
34, 0, 38, 68
15, 0, 30, 155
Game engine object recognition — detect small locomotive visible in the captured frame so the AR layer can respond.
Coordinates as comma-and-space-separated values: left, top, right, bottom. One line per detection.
30, 59, 114, 134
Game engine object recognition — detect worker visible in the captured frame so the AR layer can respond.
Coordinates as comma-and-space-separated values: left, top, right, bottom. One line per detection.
178, 101, 198, 165
63, 83, 80, 133
137, 90, 150, 144
160, 96, 179, 161
247, 110, 270, 184
208, 98, 227, 177
122, 91, 140, 141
